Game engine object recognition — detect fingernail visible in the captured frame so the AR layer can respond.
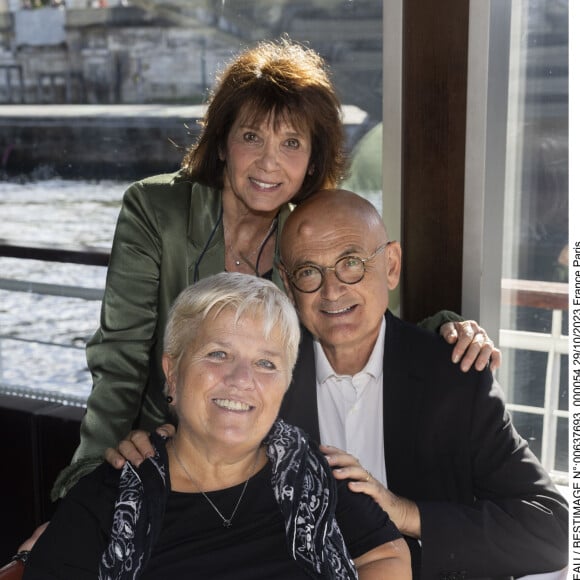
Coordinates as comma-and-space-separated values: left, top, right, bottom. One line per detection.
453, 355, 460, 364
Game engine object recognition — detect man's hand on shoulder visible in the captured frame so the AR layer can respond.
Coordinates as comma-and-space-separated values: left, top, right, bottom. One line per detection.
321, 444, 421, 538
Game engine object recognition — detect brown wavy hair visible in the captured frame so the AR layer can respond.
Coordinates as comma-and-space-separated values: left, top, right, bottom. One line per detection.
181, 37, 346, 203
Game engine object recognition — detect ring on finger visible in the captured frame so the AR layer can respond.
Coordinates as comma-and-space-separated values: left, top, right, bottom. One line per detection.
364, 470, 372, 482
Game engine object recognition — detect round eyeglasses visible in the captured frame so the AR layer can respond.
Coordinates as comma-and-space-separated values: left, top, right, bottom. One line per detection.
283, 242, 391, 293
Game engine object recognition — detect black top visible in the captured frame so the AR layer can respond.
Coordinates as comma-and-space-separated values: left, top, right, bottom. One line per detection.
25, 461, 400, 579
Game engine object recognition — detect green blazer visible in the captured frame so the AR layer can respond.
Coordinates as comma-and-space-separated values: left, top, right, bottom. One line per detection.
53, 171, 292, 498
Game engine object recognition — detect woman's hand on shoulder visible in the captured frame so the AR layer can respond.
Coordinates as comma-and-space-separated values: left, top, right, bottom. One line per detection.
440, 320, 501, 373
103, 424, 176, 468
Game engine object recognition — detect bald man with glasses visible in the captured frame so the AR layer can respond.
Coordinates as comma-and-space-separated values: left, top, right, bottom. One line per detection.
276, 189, 567, 579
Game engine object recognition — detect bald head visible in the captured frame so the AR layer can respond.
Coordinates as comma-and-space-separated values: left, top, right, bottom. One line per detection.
281, 189, 387, 263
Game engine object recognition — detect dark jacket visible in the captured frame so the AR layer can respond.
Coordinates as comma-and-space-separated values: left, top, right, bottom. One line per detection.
279, 311, 568, 579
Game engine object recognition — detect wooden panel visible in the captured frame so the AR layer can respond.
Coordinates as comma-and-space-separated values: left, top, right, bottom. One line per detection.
501, 279, 569, 311
400, 0, 469, 323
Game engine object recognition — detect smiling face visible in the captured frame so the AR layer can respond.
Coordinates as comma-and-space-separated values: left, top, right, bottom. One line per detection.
280, 190, 401, 375
220, 109, 313, 215
164, 307, 290, 452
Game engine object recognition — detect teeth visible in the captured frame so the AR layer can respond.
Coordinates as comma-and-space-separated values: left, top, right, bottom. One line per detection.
214, 399, 251, 411
323, 305, 353, 315
251, 178, 279, 189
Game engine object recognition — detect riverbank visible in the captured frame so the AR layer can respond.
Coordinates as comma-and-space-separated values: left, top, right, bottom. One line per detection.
0, 104, 369, 179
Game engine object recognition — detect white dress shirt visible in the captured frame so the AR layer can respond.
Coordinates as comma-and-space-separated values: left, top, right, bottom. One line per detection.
314, 317, 388, 487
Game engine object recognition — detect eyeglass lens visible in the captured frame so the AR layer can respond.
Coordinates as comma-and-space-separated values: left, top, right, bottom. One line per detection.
293, 256, 365, 292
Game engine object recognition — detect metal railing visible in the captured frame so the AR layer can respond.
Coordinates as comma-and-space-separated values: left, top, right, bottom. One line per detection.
500, 278, 569, 482
0, 241, 108, 405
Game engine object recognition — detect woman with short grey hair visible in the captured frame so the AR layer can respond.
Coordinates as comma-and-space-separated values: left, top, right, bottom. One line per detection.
25, 273, 411, 579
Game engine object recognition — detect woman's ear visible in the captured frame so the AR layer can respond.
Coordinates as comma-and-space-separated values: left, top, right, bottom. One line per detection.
162, 353, 177, 401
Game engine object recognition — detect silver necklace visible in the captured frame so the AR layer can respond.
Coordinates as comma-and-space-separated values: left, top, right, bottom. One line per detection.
171, 440, 260, 528
225, 217, 278, 270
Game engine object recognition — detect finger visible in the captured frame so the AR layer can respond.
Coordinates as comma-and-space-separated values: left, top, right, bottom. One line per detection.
324, 452, 361, 470
460, 334, 491, 373
348, 480, 377, 498
156, 423, 176, 439
489, 347, 502, 373
347, 478, 384, 506
128, 430, 155, 459
452, 322, 476, 364
319, 443, 340, 453
117, 438, 149, 467
104, 447, 127, 469
472, 342, 494, 372
440, 322, 458, 344
320, 444, 361, 468
332, 465, 372, 483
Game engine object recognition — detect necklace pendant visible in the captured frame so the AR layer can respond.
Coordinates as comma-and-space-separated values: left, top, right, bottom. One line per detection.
223, 519, 232, 528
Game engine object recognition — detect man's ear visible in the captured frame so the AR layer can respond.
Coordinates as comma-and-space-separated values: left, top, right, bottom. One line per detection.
385, 241, 402, 290
162, 353, 177, 401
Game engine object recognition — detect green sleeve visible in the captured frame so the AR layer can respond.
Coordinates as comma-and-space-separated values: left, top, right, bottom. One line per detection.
52, 181, 164, 499
417, 310, 464, 333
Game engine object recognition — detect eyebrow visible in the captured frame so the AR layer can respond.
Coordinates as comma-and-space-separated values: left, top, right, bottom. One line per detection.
205, 339, 284, 359
294, 246, 367, 267
257, 348, 285, 359
237, 122, 305, 138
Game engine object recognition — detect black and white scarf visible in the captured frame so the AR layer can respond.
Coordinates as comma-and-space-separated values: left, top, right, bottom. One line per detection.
98, 419, 358, 580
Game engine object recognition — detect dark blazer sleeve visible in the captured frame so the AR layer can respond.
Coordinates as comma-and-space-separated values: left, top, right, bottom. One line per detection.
384, 314, 568, 578
418, 375, 568, 577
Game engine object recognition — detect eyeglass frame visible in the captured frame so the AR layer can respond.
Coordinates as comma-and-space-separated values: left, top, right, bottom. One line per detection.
281, 241, 393, 293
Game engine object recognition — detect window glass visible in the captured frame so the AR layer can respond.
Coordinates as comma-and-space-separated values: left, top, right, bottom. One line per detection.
0, 1, 383, 403
497, 0, 568, 478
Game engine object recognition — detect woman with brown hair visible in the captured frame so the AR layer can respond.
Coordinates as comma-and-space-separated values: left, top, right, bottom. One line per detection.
51, 37, 496, 502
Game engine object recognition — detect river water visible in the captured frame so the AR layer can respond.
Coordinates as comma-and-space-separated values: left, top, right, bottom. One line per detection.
0, 177, 382, 406
0, 177, 128, 405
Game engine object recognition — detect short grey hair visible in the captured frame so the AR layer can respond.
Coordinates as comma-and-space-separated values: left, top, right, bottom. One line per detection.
164, 272, 301, 381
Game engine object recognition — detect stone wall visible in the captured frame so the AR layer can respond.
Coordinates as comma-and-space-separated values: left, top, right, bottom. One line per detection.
0, 2, 382, 119
0, 5, 236, 104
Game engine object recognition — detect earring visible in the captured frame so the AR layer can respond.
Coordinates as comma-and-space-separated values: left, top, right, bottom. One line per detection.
166, 395, 173, 404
